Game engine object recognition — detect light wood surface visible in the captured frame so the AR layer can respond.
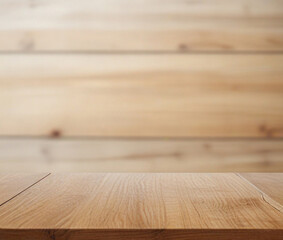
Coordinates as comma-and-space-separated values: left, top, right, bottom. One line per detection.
0, 139, 283, 172
0, 173, 49, 206
240, 173, 283, 205
1, 54, 283, 138
0, 0, 283, 52
0, 173, 282, 240
0, 0, 282, 172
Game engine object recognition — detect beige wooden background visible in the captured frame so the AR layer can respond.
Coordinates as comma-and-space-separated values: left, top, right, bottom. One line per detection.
0, 0, 283, 172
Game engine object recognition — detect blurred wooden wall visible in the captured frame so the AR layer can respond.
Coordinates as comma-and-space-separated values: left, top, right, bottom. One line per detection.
0, 0, 283, 172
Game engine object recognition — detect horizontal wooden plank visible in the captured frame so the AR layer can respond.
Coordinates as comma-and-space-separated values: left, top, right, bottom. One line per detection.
240, 173, 283, 206
0, 0, 283, 52
0, 139, 282, 172
0, 173, 282, 240
0, 54, 283, 137
0, 173, 49, 205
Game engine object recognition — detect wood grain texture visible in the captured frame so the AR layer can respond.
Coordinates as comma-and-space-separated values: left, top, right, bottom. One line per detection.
0, 173, 282, 240
0, 139, 283, 172
1, 54, 283, 138
240, 173, 283, 205
0, 0, 283, 52
0, 173, 49, 205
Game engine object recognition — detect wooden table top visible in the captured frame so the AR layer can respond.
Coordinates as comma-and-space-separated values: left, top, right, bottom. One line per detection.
0, 173, 282, 240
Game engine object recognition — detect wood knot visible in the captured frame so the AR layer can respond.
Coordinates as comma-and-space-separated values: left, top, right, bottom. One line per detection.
203, 143, 211, 150
19, 34, 35, 51
173, 152, 183, 159
258, 124, 274, 137
50, 129, 62, 138
178, 43, 188, 51
258, 124, 267, 132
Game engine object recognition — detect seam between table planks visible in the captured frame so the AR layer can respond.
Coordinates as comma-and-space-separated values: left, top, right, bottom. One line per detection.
0, 173, 51, 208
236, 173, 283, 213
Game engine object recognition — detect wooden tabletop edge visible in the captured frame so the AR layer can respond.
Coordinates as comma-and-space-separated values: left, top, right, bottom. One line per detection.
1, 228, 282, 240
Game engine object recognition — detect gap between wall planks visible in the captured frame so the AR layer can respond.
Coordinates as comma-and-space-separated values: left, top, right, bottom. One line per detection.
0, 0, 283, 52
0, 173, 282, 240
0, 139, 283, 172
0, 54, 283, 138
